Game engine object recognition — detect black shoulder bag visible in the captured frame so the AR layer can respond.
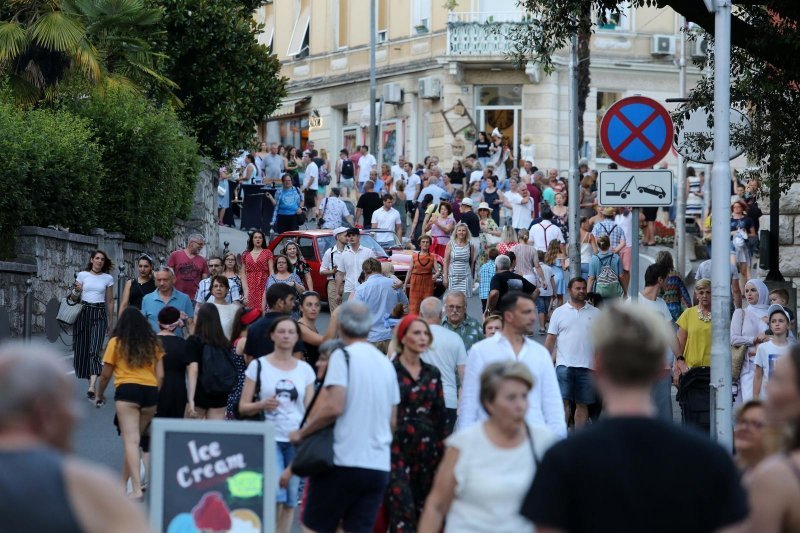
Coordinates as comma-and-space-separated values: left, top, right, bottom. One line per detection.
234, 358, 264, 421
291, 348, 350, 477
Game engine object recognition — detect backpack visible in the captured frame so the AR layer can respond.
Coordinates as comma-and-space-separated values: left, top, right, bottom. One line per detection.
200, 344, 237, 394
595, 254, 623, 298
318, 164, 331, 186
340, 159, 355, 178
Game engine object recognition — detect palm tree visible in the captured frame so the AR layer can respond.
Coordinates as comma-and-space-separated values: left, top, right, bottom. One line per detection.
0, 0, 176, 105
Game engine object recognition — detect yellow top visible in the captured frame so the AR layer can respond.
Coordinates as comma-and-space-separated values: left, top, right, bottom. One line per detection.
676, 306, 712, 368
102, 337, 163, 387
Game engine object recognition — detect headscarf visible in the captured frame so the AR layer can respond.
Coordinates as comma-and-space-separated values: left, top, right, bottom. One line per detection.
744, 279, 770, 319
396, 314, 420, 345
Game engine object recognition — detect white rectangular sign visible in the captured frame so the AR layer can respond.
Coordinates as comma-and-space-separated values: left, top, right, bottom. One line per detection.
598, 170, 673, 207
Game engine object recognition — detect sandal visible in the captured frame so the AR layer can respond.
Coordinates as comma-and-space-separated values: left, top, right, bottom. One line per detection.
87, 388, 96, 401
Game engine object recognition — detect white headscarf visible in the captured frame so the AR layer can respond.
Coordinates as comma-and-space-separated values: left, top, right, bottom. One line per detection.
745, 279, 770, 319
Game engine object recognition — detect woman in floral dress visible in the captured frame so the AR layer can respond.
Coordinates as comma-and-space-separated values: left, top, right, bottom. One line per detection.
282, 240, 313, 291
404, 235, 437, 315
386, 315, 446, 532
241, 231, 273, 312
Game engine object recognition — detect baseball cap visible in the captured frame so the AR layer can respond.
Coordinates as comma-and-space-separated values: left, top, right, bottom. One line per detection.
461, 198, 474, 207
768, 304, 793, 322
333, 227, 348, 237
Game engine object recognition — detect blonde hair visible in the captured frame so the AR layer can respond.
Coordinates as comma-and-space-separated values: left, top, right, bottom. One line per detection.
381, 262, 395, 276
453, 222, 470, 244
544, 239, 560, 265
501, 226, 518, 243
517, 228, 530, 243
695, 278, 711, 291
479, 361, 534, 412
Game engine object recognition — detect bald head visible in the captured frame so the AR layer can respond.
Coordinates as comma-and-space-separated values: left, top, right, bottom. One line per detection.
0, 342, 76, 450
419, 297, 443, 324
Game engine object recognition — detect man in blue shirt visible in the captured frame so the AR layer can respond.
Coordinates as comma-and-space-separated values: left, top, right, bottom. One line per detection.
141, 266, 194, 336
353, 258, 400, 354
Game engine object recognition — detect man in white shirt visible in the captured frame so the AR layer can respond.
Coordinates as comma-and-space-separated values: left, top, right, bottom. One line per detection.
338, 228, 376, 302
356, 145, 377, 192
291, 301, 400, 533
544, 277, 600, 429
632, 264, 682, 422
404, 163, 420, 204
302, 150, 320, 217
530, 208, 565, 253
320, 227, 349, 311
615, 207, 633, 297
469, 161, 483, 185
418, 176, 449, 205
371, 195, 402, 243
504, 182, 535, 232
390, 155, 407, 189
419, 297, 467, 435
695, 256, 742, 308
458, 291, 567, 437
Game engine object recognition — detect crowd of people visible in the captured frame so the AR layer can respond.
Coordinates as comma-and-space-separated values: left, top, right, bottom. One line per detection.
7, 133, 797, 532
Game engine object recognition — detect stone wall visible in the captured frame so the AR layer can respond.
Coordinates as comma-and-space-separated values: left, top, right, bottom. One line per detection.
0, 166, 221, 336
760, 183, 800, 315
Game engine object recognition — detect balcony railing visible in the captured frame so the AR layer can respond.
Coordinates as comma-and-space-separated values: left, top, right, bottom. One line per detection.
446, 11, 532, 56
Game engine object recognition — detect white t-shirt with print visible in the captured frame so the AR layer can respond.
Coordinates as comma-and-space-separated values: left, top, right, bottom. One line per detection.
754, 340, 792, 398
245, 357, 316, 442
323, 341, 400, 471
76, 271, 113, 304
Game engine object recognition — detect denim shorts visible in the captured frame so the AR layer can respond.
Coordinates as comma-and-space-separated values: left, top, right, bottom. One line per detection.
536, 296, 551, 315
276, 441, 299, 507
556, 365, 596, 404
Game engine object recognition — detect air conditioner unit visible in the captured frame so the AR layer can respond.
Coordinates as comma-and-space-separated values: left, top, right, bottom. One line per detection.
691, 36, 708, 59
382, 83, 403, 104
651, 35, 676, 56
418, 77, 442, 99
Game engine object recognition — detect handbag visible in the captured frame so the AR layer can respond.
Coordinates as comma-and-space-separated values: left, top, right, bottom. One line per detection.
235, 358, 265, 422
217, 183, 226, 196
292, 348, 350, 477
57, 294, 84, 326
317, 197, 330, 229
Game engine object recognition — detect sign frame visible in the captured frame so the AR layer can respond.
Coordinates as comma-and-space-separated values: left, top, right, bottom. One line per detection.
599, 96, 675, 169
673, 107, 750, 164
598, 169, 674, 207
149, 419, 276, 533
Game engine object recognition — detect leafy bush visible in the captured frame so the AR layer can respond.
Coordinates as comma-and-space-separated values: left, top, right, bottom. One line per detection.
67, 87, 201, 243
0, 93, 103, 258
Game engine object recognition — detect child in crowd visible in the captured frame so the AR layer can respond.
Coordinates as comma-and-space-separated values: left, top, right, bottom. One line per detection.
753, 304, 794, 399
479, 247, 499, 312
535, 251, 556, 335
768, 288, 796, 337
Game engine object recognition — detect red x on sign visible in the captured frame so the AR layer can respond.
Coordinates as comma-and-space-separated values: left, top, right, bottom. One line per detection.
599, 96, 674, 169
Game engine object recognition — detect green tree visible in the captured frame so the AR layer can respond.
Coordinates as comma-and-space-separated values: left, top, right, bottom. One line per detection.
66, 86, 201, 243
0, 0, 175, 105
152, 0, 287, 161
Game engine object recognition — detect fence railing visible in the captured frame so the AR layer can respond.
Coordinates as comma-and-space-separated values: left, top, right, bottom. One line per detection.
446, 12, 533, 56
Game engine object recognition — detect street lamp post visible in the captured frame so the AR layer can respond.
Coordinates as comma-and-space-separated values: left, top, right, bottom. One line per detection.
676, 18, 688, 276
568, 33, 581, 279
369, 0, 377, 153
710, 0, 733, 448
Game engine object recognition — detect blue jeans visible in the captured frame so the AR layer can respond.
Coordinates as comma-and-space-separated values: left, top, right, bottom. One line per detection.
653, 373, 674, 422
556, 366, 596, 404
276, 441, 299, 506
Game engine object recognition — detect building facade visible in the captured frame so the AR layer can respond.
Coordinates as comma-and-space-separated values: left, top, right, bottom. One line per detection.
257, 0, 702, 171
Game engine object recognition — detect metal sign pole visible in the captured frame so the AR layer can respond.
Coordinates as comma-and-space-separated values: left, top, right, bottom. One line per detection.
710, 0, 733, 448
675, 17, 688, 276
568, 33, 581, 279
630, 208, 639, 300
369, 0, 377, 153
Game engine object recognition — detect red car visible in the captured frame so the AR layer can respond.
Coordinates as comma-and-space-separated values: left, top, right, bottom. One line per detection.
267, 229, 443, 302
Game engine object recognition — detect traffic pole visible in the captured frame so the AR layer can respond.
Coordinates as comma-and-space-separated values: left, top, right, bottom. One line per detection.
568, 33, 581, 280
675, 17, 688, 276
710, 0, 733, 448
369, 0, 377, 153
630, 207, 639, 300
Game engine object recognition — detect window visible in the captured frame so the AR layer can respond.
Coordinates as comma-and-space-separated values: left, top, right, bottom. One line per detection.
598, 5, 631, 31
337, 0, 348, 49
297, 237, 315, 261
287, 1, 311, 57
378, 0, 388, 37
257, 4, 275, 49
412, 0, 432, 33
478, 85, 522, 106
596, 91, 622, 159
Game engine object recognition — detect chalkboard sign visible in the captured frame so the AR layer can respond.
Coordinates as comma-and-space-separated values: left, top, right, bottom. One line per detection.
149, 419, 276, 533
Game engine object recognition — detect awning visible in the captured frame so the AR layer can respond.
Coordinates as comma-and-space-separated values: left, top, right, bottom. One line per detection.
270, 96, 310, 118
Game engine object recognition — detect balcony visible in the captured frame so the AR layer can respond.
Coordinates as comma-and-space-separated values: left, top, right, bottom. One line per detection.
446, 11, 530, 57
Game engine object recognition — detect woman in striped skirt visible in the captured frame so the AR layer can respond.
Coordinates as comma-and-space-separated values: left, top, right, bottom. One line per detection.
443, 223, 475, 297
72, 250, 115, 400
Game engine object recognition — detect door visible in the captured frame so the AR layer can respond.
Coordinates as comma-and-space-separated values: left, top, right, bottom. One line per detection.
479, 108, 520, 166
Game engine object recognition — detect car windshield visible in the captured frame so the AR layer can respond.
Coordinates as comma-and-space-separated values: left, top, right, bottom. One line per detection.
317, 234, 389, 259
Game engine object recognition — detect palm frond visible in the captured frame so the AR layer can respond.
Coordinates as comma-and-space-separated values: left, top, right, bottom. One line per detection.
30, 11, 85, 52
0, 22, 29, 62
72, 38, 102, 81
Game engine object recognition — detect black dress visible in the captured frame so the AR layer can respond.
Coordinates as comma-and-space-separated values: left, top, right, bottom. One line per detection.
128, 278, 156, 310
156, 335, 188, 418
184, 335, 230, 409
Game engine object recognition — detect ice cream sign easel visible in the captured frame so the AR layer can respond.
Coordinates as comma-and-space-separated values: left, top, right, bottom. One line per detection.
149, 419, 276, 533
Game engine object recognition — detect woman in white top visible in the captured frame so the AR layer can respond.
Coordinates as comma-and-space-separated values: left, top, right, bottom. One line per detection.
579, 216, 596, 279
208, 275, 239, 341
71, 249, 115, 400
239, 316, 315, 533
419, 361, 557, 533
730, 279, 770, 404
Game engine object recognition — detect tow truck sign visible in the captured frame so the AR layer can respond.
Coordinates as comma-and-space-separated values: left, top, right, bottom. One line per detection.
598, 170, 673, 207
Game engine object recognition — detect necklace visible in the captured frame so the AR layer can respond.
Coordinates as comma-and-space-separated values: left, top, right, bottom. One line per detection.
416, 251, 432, 267
697, 307, 711, 322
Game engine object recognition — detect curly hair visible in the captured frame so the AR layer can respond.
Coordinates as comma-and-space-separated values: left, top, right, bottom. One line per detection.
112, 308, 161, 368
